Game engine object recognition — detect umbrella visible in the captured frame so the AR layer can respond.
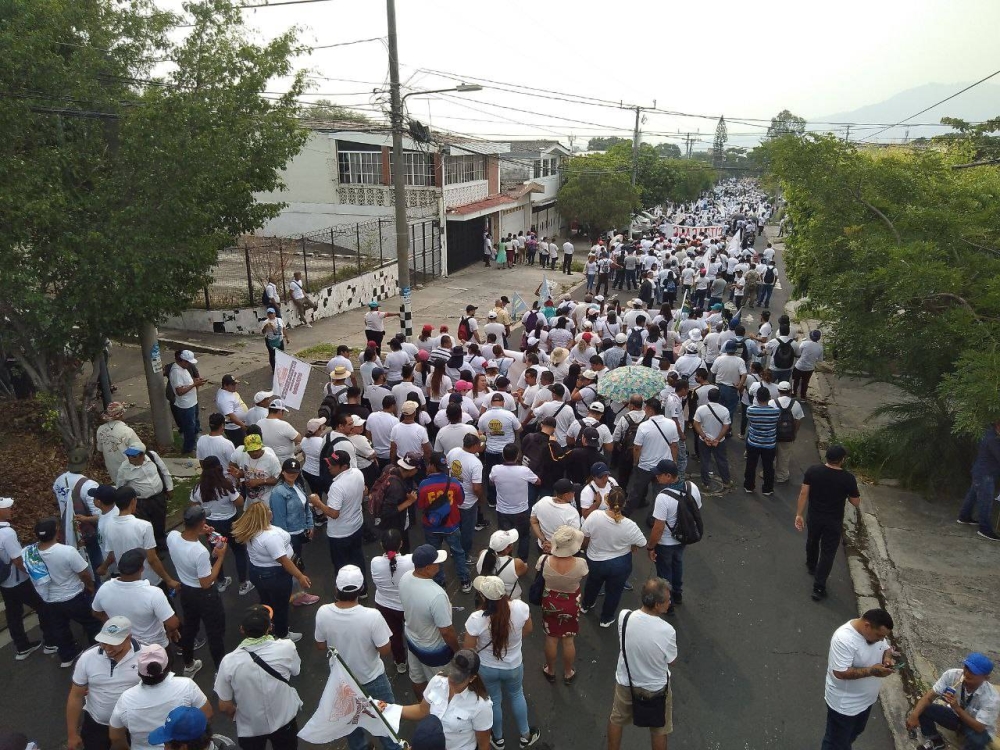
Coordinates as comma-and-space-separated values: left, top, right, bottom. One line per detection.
597, 365, 665, 403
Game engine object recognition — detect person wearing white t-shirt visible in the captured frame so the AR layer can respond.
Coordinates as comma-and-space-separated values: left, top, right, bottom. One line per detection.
579, 464, 620, 518
167, 505, 228, 676
625, 399, 679, 516
108, 644, 210, 750
91, 549, 178, 648
196, 413, 235, 467
390, 402, 431, 464
580, 490, 646, 628
370, 530, 415, 673
434, 406, 478, 455
229, 434, 281, 507
0, 497, 54, 660
23, 517, 101, 666
478, 395, 522, 506
256, 403, 302, 463
364, 301, 397, 354
447, 435, 487, 557
313, 565, 398, 750
99, 488, 179, 597
289, 270, 317, 327
214, 377, 249, 448
821, 610, 896, 749
475, 529, 527, 600
310, 453, 368, 597
530, 479, 582, 552
692, 389, 732, 488
773, 381, 806, 484
52, 454, 102, 571
607, 579, 676, 749
169, 351, 206, 456
646, 460, 702, 613
67, 617, 142, 750
489, 445, 539, 560
462, 576, 538, 748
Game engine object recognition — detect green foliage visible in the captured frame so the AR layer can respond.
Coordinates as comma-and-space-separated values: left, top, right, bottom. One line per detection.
935, 116, 1000, 161
0, 0, 308, 447
306, 98, 371, 124
766, 133, 1000, 451
765, 109, 806, 140
653, 143, 682, 159
586, 136, 628, 152
556, 163, 638, 236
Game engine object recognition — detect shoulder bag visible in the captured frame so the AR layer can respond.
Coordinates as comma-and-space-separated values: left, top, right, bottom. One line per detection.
621, 611, 668, 728
528, 554, 549, 605
245, 648, 291, 685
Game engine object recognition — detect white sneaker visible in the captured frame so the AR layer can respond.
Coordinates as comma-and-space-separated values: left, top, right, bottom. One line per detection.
238, 581, 255, 596
396, 661, 408, 674
43, 645, 59, 655
285, 631, 303, 643
184, 660, 203, 678
305, 323, 313, 328
216, 576, 233, 593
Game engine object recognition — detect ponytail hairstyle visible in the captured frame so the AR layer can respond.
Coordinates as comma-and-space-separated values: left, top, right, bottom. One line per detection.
381, 528, 402, 578
481, 593, 513, 661
606, 486, 627, 523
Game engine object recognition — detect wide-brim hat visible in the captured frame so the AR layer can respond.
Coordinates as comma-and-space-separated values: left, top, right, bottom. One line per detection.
550, 526, 584, 557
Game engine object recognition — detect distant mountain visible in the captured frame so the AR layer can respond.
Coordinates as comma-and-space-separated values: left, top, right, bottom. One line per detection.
809, 82, 1000, 143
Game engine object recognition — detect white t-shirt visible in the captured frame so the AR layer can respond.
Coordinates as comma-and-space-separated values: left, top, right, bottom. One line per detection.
651, 482, 704, 546
196, 434, 234, 465
215, 389, 248, 432
390, 421, 429, 458
166, 530, 211, 588
490, 464, 538, 514
367, 412, 400, 459
72, 644, 142, 725
530, 497, 581, 546
257, 418, 300, 463
169, 365, 197, 409
633, 416, 679, 471
33, 543, 88, 602
110, 676, 207, 750
365, 311, 387, 332
435, 423, 478, 456
579, 478, 619, 513
0, 523, 26, 588
464, 599, 530, 670
399, 571, 451, 650
796, 340, 824, 371
582, 512, 646, 562
314, 604, 391, 684
190, 484, 240, 521
326, 354, 354, 375
447, 448, 484, 510
92, 579, 174, 647
615, 609, 677, 691
392, 381, 426, 407
214, 639, 302, 738
824, 621, 889, 716
693, 403, 731, 442
232, 448, 282, 506
477, 409, 520, 454
104, 515, 160, 585
711, 354, 747, 387
289, 278, 305, 300
326, 467, 366, 538
246, 526, 293, 568
423, 674, 493, 750
371, 553, 415, 611
52, 472, 100, 549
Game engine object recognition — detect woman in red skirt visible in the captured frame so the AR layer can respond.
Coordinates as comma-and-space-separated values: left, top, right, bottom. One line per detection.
535, 526, 588, 685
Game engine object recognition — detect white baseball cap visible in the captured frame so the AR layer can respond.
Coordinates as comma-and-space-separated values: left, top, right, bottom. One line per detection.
615, 333, 628, 344
489, 528, 519, 551
487, 311, 498, 319
95, 616, 133, 645
0, 497, 13, 510
179, 350, 198, 364
253, 390, 274, 404
336, 565, 365, 593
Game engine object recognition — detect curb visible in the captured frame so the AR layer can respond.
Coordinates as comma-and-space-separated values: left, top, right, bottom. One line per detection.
158, 337, 239, 357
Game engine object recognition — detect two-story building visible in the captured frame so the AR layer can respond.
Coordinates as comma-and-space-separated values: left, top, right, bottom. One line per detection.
495, 140, 571, 241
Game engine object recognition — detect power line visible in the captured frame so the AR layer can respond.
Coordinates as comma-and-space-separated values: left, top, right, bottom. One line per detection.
307, 37, 385, 51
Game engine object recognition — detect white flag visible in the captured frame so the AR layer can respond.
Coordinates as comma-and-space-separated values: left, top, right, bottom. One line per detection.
298, 657, 402, 743
511, 292, 528, 318
271, 349, 312, 411
538, 276, 552, 305
726, 229, 742, 257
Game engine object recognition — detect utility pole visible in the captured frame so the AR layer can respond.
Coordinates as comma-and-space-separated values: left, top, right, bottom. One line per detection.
631, 106, 641, 186
387, 0, 412, 339
844, 124, 851, 143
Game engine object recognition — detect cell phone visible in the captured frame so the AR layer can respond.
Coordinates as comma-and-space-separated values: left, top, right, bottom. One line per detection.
890, 660, 907, 670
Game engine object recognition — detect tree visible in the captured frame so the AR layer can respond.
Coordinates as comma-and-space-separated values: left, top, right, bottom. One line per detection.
0, 0, 308, 450
586, 136, 628, 152
557, 155, 639, 235
653, 142, 682, 159
765, 109, 806, 140
935, 116, 1000, 161
713, 116, 728, 167
306, 98, 372, 124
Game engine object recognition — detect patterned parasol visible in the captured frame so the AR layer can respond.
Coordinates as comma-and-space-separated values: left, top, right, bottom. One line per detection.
596, 365, 666, 403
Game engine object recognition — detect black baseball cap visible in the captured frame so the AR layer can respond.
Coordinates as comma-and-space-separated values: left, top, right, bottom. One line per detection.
282, 458, 302, 473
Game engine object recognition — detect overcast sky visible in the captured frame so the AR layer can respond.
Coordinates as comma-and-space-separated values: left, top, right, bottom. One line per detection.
158, 0, 1000, 148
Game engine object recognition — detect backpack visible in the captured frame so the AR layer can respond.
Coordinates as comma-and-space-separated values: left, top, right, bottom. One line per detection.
626, 327, 644, 358
420, 475, 461, 530
663, 274, 677, 294
368, 464, 403, 519
776, 399, 797, 443
772, 339, 794, 370
0, 548, 13, 586
457, 317, 471, 342
736, 339, 751, 363
619, 415, 647, 459
319, 434, 352, 489
763, 267, 776, 284
663, 481, 704, 545
261, 287, 270, 305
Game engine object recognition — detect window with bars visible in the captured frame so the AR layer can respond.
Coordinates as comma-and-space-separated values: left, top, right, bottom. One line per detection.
533, 159, 542, 179
389, 152, 436, 186
445, 154, 486, 185
337, 151, 383, 184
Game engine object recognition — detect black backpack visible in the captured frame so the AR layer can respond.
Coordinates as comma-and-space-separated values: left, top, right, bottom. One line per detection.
736, 339, 751, 363
619, 415, 646, 459
773, 339, 794, 369
663, 481, 704, 545
318, 434, 352, 489
776, 399, 797, 443
626, 327, 644, 358
763, 267, 776, 284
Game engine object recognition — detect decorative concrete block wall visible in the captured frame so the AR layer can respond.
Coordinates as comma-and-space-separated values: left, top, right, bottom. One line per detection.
164, 262, 399, 335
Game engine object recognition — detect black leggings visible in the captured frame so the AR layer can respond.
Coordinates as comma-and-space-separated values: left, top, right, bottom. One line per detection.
179, 585, 226, 669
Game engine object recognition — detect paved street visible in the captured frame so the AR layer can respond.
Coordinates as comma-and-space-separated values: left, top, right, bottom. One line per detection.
0, 231, 894, 749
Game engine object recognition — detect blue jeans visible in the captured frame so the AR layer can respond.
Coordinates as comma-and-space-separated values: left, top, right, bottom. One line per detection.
176, 404, 198, 454
581, 553, 633, 623
654, 544, 685, 597
459, 506, 477, 559
347, 673, 401, 750
757, 283, 774, 307
716, 384, 739, 424
918, 703, 992, 749
625, 269, 637, 289
959, 474, 996, 534
821, 704, 871, 750
586, 273, 596, 292
479, 663, 530, 739
700, 439, 730, 484
424, 527, 469, 585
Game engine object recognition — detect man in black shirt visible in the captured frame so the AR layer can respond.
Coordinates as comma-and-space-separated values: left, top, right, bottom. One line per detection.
794, 445, 861, 601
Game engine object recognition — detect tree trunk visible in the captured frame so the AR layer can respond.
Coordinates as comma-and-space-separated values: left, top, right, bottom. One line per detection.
140, 322, 175, 449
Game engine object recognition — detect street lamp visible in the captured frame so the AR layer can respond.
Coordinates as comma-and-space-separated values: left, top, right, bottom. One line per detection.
386, 1, 482, 339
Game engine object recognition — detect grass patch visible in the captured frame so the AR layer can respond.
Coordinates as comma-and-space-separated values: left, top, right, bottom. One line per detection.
169, 476, 197, 517
296, 343, 337, 360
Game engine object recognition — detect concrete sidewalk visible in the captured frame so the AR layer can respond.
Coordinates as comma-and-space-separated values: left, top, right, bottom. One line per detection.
772, 228, 1000, 749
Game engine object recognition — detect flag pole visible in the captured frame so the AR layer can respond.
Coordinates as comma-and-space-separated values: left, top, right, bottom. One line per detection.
329, 649, 407, 747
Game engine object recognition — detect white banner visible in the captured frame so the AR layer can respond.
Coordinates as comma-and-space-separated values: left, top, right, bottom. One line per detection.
299, 655, 402, 743
537, 276, 552, 305
272, 349, 312, 410
662, 224, 725, 239
726, 229, 742, 257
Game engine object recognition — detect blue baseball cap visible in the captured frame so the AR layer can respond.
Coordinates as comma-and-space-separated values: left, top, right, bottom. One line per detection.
410, 715, 446, 750
655, 459, 679, 477
148, 707, 207, 746
591, 462, 610, 478
123, 446, 145, 457
412, 544, 447, 568
963, 652, 994, 676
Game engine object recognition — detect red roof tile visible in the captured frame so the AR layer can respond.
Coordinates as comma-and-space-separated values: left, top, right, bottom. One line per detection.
447, 194, 517, 216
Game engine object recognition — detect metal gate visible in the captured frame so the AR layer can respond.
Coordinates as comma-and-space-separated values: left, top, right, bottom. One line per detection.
409, 219, 442, 284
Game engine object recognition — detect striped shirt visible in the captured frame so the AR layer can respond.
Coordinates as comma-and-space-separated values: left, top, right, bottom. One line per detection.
745, 404, 781, 449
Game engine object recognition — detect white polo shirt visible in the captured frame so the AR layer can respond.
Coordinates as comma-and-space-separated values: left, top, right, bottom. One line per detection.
423, 674, 493, 750
214, 638, 302, 738
313, 603, 391, 684
72, 643, 142, 724
651, 482, 704, 547
91, 579, 174, 647
326, 467, 366, 539
109, 674, 208, 750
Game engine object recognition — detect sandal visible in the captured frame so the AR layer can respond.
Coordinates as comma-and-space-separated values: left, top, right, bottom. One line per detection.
542, 665, 556, 683
563, 670, 577, 685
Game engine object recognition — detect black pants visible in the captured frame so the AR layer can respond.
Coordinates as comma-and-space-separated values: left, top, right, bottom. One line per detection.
0, 578, 52, 650
744, 445, 775, 493
266, 341, 283, 372
224, 428, 246, 449
821, 704, 871, 750
327, 529, 367, 595
210, 517, 248, 583
239, 717, 299, 750
562, 255, 573, 274
365, 330, 386, 356
81, 712, 111, 750
595, 273, 610, 296
48, 590, 102, 661
136, 493, 168, 550
482, 451, 504, 505
249, 565, 293, 638
497, 510, 531, 561
179, 584, 226, 669
806, 514, 843, 591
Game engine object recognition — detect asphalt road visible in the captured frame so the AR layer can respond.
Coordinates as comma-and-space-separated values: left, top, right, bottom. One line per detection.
0, 229, 894, 750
